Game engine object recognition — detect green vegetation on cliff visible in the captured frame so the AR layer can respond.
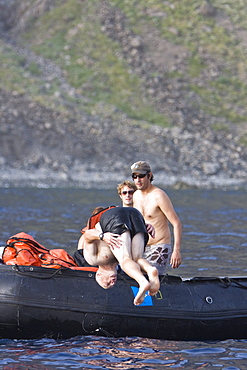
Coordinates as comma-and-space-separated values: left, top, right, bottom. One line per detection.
1, 0, 247, 130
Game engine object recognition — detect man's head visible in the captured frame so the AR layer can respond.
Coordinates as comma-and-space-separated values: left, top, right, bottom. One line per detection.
92, 206, 105, 215
117, 180, 136, 207
131, 161, 154, 188
95, 265, 117, 289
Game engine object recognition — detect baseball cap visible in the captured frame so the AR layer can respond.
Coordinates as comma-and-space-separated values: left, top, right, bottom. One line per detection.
131, 161, 151, 174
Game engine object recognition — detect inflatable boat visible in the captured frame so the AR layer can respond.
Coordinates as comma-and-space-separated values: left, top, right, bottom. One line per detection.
0, 264, 247, 341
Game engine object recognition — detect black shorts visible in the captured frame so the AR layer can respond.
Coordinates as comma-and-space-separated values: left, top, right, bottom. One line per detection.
100, 207, 148, 245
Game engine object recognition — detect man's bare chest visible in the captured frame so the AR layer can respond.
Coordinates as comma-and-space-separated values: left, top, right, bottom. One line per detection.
139, 202, 157, 220
98, 246, 115, 263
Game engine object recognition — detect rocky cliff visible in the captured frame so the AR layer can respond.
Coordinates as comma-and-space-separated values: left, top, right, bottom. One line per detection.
0, 0, 246, 189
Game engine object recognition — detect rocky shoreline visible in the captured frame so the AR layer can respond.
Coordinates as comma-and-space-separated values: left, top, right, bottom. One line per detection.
0, 167, 246, 190
0, 83, 246, 190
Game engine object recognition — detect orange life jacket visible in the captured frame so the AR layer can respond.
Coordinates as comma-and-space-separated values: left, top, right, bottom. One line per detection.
81, 206, 116, 233
2, 232, 97, 271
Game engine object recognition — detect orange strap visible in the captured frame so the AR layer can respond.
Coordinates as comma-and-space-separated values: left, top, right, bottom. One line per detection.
81, 206, 116, 233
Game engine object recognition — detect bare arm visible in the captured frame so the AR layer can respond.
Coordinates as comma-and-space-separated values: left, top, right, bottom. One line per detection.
77, 234, 85, 250
80, 229, 102, 265
157, 191, 182, 268
169, 215, 182, 268
78, 229, 122, 266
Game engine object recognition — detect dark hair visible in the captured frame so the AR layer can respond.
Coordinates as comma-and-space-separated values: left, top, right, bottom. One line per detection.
147, 172, 154, 182
91, 206, 105, 215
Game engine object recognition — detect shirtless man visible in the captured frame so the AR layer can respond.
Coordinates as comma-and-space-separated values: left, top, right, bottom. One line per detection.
131, 161, 182, 274
117, 180, 136, 207
78, 206, 160, 305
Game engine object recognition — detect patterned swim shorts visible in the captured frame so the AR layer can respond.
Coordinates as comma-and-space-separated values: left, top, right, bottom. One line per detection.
143, 243, 172, 275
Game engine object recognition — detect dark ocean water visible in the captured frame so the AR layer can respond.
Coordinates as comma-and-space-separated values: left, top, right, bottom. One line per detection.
0, 187, 246, 369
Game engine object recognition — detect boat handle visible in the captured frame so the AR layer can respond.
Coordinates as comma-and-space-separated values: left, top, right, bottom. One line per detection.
205, 296, 213, 304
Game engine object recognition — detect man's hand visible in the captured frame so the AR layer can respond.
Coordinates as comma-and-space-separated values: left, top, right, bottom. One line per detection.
145, 223, 155, 239
170, 250, 182, 269
102, 232, 121, 250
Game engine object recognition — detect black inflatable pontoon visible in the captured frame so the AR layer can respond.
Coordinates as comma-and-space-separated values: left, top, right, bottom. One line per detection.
0, 265, 247, 341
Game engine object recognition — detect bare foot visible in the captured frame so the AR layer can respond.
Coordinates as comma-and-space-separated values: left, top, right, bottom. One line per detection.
133, 280, 151, 306
147, 266, 160, 296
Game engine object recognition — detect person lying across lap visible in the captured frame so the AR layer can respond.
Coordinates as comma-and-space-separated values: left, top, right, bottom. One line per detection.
78, 206, 160, 306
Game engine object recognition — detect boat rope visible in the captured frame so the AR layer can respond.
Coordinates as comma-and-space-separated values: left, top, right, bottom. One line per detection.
12, 264, 63, 279
221, 277, 247, 290
160, 274, 182, 283
192, 276, 247, 290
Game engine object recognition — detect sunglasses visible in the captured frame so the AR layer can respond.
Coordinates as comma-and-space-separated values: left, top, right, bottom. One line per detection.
132, 173, 148, 179
121, 190, 134, 195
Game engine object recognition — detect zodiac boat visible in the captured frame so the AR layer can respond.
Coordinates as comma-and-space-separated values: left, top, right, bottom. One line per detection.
0, 264, 247, 341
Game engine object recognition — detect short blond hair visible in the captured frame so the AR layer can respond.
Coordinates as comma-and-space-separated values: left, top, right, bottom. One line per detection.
117, 180, 136, 195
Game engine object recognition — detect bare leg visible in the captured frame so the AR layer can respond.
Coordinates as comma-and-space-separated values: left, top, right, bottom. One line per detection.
136, 258, 160, 296
111, 231, 151, 305
121, 257, 151, 305
131, 233, 160, 295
